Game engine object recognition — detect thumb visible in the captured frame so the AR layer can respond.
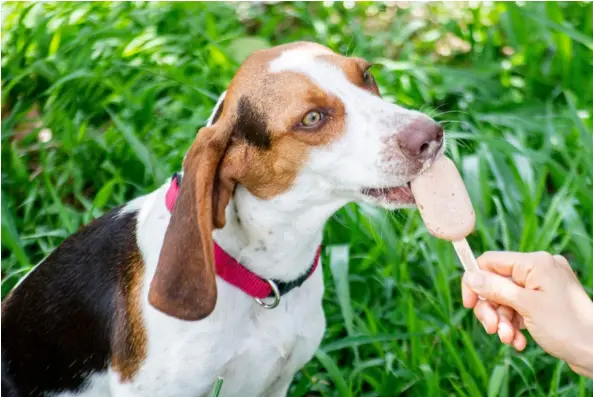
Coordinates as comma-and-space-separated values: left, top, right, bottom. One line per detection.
464, 271, 530, 314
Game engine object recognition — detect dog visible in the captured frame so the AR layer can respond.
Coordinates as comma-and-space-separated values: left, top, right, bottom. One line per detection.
1, 41, 444, 397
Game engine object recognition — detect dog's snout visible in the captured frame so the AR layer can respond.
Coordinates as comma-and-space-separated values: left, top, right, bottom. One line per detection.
397, 118, 444, 158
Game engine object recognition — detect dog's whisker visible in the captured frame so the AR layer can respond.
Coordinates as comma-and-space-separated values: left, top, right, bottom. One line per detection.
440, 120, 474, 130
346, 36, 356, 57
331, 213, 351, 230
425, 104, 448, 118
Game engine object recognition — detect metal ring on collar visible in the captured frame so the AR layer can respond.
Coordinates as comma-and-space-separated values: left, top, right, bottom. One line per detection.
254, 279, 281, 309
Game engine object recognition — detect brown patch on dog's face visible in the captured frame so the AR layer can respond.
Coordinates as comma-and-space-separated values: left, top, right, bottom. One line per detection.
210, 42, 361, 199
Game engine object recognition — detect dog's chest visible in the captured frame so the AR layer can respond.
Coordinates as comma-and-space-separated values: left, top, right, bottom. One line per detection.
123, 274, 325, 397
214, 294, 325, 396
107, 186, 327, 396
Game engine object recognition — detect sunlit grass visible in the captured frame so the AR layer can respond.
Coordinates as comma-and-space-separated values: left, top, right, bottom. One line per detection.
2, 2, 592, 396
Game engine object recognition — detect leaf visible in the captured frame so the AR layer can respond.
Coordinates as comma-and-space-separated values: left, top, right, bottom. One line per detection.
209, 377, 224, 397
91, 179, 118, 212
328, 245, 355, 335
226, 37, 271, 64
315, 350, 351, 397
564, 91, 593, 180
459, 330, 489, 389
440, 332, 482, 396
107, 110, 164, 183
561, 204, 592, 265
524, 11, 593, 50
1, 190, 30, 267
322, 333, 420, 353
488, 364, 508, 397
41, 171, 74, 234
47, 69, 95, 92
10, 140, 29, 183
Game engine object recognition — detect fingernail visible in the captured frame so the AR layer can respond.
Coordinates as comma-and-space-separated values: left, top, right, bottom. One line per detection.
481, 320, 488, 331
466, 271, 484, 289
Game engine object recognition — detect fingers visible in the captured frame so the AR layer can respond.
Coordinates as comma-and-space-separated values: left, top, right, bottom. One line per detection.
511, 315, 527, 351
462, 270, 528, 350
496, 307, 527, 350
511, 329, 527, 351
552, 254, 569, 267
462, 278, 479, 308
496, 305, 515, 344
470, 297, 527, 350
552, 255, 577, 279
463, 251, 571, 354
463, 277, 503, 336
477, 251, 551, 287
516, 315, 525, 329
473, 300, 498, 334
463, 270, 532, 314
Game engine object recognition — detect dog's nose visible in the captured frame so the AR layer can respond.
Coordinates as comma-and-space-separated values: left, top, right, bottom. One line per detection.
397, 118, 444, 158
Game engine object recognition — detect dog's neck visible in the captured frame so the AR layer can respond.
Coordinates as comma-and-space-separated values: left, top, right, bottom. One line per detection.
212, 182, 347, 282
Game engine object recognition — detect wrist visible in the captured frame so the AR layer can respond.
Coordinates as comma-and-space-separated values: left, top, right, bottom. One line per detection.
570, 299, 593, 378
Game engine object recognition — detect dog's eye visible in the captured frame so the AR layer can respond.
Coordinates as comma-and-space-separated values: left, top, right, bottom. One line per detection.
301, 111, 323, 127
363, 68, 375, 85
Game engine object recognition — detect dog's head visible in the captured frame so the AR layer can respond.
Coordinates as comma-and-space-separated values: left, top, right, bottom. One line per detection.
149, 42, 444, 320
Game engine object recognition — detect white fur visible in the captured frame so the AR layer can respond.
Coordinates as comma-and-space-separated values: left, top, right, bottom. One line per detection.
206, 90, 227, 126
51, 375, 110, 397
270, 47, 436, 194
103, 185, 325, 397
62, 44, 443, 397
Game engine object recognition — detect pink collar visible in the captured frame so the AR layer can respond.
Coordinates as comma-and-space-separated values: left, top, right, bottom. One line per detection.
165, 174, 321, 300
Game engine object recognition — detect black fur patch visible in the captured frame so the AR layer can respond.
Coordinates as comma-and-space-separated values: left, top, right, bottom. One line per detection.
233, 96, 271, 149
1, 209, 141, 397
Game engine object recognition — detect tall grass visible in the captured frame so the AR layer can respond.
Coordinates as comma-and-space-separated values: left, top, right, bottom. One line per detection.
2, 2, 592, 396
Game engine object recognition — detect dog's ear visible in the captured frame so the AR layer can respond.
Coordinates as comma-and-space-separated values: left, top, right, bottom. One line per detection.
148, 97, 236, 321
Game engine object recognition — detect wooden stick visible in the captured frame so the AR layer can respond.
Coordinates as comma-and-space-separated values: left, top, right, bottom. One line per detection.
452, 239, 485, 300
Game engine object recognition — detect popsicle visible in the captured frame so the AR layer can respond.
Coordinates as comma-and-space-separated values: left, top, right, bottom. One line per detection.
410, 156, 480, 272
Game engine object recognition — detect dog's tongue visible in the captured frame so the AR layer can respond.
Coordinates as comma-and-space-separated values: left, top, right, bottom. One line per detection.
410, 156, 475, 241
364, 186, 414, 202
384, 186, 414, 202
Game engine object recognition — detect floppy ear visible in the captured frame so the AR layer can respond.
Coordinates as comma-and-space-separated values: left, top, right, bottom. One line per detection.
148, 101, 236, 321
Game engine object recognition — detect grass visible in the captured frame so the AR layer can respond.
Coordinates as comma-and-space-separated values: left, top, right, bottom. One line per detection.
1, 2, 592, 396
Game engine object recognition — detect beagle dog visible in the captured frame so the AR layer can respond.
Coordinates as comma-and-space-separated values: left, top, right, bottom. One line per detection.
1, 41, 444, 397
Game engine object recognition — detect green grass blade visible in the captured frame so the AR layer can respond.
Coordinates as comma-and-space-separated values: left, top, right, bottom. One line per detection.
1, 190, 31, 267
315, 349, 351, 397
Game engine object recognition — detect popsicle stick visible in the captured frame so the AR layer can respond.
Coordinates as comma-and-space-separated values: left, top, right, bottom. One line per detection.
452, 239, 479, 271
452, 239, 485, 300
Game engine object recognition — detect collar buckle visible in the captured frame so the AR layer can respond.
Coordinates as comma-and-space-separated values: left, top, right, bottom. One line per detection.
254, 279, 281, 309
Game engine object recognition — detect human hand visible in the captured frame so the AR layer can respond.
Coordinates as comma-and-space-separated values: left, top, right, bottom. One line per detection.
461, 251, 593, 378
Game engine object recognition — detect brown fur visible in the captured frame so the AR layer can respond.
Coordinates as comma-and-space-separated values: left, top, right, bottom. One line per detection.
148, 41, 378, 320
112, 250, 147, 381
148, 125, 237, 320
214, 44, 358, 199
1, 209, 149, 392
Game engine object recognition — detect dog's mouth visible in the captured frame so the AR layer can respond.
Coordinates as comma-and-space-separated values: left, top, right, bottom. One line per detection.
360, 183, 415, 205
